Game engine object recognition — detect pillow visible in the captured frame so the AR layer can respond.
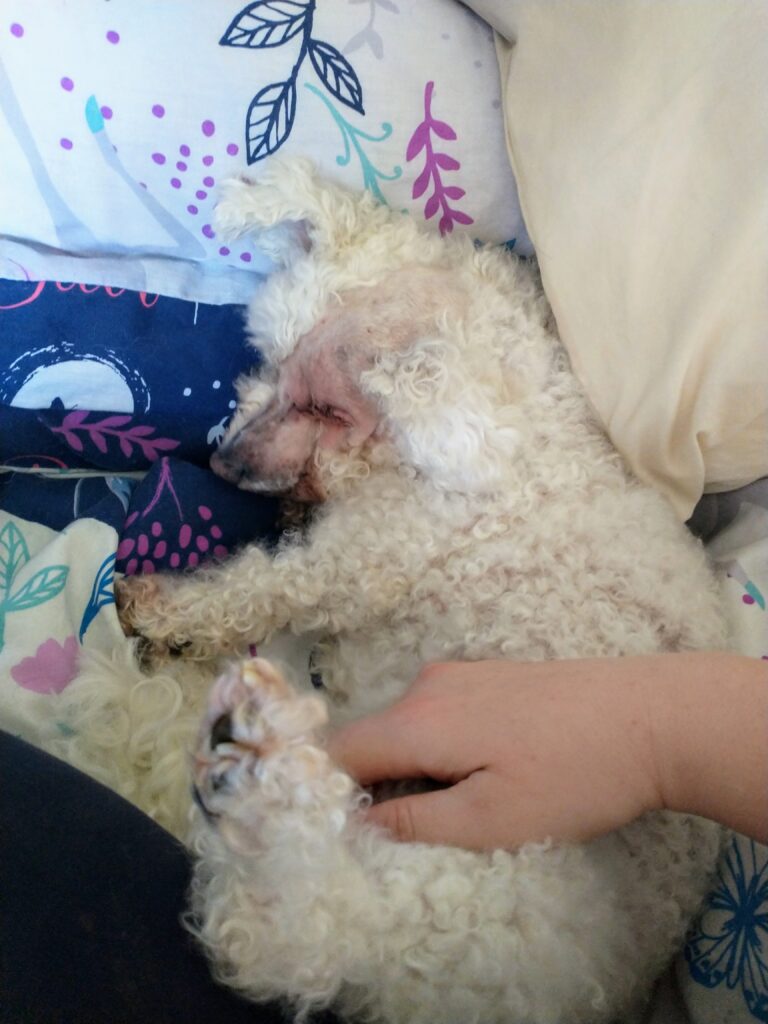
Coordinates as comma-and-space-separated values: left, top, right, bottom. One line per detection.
466, 0, 768, 519
0, 279, 256, 470
0, 1, 532, 305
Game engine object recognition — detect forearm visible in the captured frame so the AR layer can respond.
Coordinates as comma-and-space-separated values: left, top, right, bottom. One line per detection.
650, 651, 768, 842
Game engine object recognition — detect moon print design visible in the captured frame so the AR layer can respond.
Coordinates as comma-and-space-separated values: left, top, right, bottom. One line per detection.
0, 343, 151, 414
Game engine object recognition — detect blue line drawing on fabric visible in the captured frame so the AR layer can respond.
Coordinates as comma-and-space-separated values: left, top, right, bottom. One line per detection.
84, 95, 206, 258
0, 520, 69, 652
105, 477, 134, 514
0, 57, 98, 250
343, 0, 399, 60
220, 0, 365, 163
79, 552, 116, 641
304, 84, 400, 202
685, 837, 768, 1023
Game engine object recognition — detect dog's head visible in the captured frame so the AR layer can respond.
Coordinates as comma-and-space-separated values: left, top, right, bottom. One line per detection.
212, 169, 543, 502
212, 265, 533, 502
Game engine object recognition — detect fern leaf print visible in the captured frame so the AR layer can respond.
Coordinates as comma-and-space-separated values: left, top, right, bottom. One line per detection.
406, 81, 474, 236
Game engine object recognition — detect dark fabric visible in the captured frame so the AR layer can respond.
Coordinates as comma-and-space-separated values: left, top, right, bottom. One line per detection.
0, 279, 257, 472
0, 730, 315, 1024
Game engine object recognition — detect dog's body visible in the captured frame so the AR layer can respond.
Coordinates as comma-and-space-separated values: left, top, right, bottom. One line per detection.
115, 161, 727, 1024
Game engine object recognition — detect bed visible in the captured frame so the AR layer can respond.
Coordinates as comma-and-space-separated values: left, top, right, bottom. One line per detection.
1, 3, 766, 1022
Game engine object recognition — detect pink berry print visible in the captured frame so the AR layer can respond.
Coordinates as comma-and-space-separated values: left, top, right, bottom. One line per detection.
218, 246, 230, 256
202, 120, 215, 137
226, 143, 239, 156
10, 23, 24, 37
187, 204, 198, 215
203, 176, 215, 188
152, 152, 166, 165
60, 138, 73, 150
101, 106, 113, 120
106, 30, 120, 44
202, 155, 214, 167
180, 144, 191, 157
240, 252, 252, 263
177, 161, 188, 172
117, 537, 135, 559
152, 104, 165, 118
202, 224, 215, 238
119, 460, 233, 577
61, 77, 74, 91
170, 178, 181, 189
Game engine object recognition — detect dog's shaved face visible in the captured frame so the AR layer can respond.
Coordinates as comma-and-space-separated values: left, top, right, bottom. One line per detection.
211, 325, 380, 500
211, 268, 463, 500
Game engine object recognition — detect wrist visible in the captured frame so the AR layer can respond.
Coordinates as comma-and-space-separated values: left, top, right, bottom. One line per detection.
648, 651, 768, 841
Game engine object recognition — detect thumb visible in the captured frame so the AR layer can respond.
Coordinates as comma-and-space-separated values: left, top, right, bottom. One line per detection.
364, 773, 496, 850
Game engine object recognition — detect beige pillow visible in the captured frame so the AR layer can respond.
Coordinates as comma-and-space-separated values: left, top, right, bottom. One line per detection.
466, 0, 768, 520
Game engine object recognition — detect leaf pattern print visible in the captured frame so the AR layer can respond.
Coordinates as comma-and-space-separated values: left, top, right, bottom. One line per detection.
0, 521, 69, 651
221, 0, 366, 163
49, 411, 179, 462
79, 553, 116, 641
220, 1, 310, 48
406, 81, 474, 236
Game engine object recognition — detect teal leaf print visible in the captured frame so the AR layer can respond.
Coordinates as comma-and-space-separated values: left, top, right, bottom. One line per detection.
305, 83, 401, 202
79, 554, 116, 641
0, 521, 30, 596
0, 520, 69, 652
7, 566, 69, 612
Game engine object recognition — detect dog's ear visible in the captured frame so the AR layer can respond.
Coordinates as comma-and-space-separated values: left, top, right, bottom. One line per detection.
361, 339, 524, 493
213, 158, 381, 269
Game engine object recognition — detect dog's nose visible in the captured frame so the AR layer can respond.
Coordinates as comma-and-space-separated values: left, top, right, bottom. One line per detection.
210, 447, 247, 485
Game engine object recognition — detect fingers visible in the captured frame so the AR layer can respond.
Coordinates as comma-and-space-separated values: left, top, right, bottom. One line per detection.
328, 705, 438, 786
364, 773, 505, 851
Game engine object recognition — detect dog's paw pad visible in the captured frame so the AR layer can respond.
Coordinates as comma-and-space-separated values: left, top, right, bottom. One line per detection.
193, 658, 334, 824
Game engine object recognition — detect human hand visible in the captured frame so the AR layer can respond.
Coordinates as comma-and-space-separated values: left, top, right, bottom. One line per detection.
328, 656, 669, 851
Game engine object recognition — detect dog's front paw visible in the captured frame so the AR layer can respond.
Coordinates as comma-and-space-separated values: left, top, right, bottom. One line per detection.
193, 658, 353, 845
115, 574, 209, 666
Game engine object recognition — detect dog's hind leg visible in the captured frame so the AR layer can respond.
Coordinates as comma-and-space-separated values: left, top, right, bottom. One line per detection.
187, 656, 374, 1017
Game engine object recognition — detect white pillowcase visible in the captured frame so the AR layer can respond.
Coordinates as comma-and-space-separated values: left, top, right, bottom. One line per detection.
0, 1, 531, 304
469, 0, 768, 518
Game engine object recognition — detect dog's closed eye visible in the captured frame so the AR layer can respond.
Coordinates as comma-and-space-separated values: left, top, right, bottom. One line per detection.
297, 403, 354, 428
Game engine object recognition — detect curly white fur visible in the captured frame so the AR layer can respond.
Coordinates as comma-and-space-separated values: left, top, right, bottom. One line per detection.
37, 158, 729, 1024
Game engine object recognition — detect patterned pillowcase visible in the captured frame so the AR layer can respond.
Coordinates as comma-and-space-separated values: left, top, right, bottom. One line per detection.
0, 279, 255, 471
0, 1, 532, 304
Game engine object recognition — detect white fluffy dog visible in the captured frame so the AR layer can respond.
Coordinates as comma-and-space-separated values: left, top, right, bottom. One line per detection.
114, 160, 727, 1024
